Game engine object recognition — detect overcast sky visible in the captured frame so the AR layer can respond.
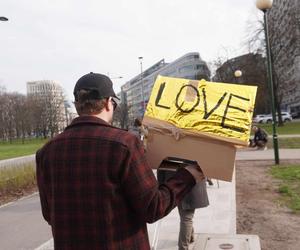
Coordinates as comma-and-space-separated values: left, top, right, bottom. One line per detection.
0, 0, 261, 101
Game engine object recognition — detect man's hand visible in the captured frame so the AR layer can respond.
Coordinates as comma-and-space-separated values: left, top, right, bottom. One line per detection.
184, 164, 205, 182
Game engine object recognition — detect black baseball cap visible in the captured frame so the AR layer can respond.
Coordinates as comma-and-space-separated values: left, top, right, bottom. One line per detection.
74, 72, 119, 101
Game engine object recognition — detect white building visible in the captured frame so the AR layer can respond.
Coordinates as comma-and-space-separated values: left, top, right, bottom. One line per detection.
27, 80, 63, 96
26, 80, 67, 133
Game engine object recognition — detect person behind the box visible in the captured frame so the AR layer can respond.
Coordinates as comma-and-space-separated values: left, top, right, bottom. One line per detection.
131, 117, 148, 141
249, 125, 268, 150
157, 159, 209, 250
36, 72, 205, 250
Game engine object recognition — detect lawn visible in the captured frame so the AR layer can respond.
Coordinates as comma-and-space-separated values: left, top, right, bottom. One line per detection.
0, 163, 36, 205
258, 121, 300, 135
267, 138, 300, 149
270, 164, 300, 212
0, 138, 48, 160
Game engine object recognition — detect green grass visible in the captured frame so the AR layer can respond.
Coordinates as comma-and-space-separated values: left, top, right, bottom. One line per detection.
0, 163, 36, 196
270, 165, 300, 212
0, 138, 47, 160
258, 121, 300, 135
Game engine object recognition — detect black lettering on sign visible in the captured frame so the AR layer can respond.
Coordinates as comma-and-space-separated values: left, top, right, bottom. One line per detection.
221, 93, 250, 133
202, 88, 227, 119
175, 84, 200, 113
155, 82, 170, 109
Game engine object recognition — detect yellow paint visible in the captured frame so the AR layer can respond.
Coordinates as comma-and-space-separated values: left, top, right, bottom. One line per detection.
145, 75, 257, 143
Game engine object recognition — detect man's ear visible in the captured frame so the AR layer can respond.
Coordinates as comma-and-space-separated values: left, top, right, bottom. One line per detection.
104, 98, 110, 111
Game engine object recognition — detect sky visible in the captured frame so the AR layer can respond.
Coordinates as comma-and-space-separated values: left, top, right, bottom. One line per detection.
0, 0, 261, 101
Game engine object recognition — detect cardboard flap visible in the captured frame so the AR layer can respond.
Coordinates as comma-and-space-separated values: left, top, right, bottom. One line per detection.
143, 116, 248, 147
144, 128, 236, 181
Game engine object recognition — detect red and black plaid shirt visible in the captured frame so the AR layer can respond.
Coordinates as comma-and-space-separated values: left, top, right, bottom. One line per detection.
36, 116, 195, 250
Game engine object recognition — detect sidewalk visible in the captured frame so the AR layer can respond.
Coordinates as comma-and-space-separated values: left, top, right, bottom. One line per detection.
0, 154, 35, 169
147, 176, 236, 249
0, 193, 52, 250
236, 148, 300, 161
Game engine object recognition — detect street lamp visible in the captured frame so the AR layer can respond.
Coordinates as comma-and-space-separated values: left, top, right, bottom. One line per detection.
110, 76, 123, 80
0, 16, 8, 21
234, 70, 242, 84
256, 0, 279, 164
234, 70, 242, 78
138, 56, 145, 114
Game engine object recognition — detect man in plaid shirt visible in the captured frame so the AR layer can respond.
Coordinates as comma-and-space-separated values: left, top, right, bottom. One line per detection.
36, 72, 204, 250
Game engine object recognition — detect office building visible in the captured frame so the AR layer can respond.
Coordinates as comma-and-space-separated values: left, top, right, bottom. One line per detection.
121, 52, 211, 124
268, 0, 300, 116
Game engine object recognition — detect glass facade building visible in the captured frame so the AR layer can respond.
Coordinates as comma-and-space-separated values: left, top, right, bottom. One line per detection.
121, 52, 211, 125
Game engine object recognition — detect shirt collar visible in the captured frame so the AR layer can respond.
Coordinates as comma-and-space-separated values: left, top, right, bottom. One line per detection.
65, 115, 113, 130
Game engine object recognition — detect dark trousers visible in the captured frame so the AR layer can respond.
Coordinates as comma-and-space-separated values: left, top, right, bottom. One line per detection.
178, 203, 195, 250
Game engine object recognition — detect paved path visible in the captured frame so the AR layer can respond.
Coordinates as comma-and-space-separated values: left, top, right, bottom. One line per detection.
0, 193, 52, 250
236, 148, 300, 161
0, 155, 35, 169
274, 134, 300, 138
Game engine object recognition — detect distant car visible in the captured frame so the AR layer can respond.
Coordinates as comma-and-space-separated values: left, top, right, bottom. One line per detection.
262, 112, 293, 123
291, 111, 300, 119
253, 114, 267, 123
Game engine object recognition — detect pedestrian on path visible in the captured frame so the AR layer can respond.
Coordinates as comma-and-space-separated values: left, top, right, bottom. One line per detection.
157, 158, 209, 250
130, 117, 148, 148
36, 72, 205, 250
249, 125, 268, 150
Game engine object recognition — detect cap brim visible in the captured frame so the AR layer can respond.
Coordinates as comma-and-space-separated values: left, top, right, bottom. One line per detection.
113, 94, 120, 100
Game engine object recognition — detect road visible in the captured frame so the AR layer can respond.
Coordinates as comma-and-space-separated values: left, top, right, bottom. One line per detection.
0, 193, 52, 250
0, 155, 35, 169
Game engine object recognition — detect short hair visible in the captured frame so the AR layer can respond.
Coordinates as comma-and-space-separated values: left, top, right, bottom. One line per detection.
134, 118, 142, 127
74, 89, 107, 115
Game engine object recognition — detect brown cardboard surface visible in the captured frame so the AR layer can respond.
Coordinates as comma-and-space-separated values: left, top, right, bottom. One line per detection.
143, 116, 238, 182
143, 116, 248, 147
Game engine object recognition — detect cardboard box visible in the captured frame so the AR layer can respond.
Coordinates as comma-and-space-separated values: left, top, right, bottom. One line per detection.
143, 116, 237, 182
142, 76, 257, 182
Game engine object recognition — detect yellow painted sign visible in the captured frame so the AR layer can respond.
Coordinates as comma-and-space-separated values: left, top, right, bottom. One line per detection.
145, 75, 257, 143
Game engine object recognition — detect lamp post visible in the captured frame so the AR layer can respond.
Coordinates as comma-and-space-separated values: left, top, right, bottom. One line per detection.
110, 76, 123, 80
234, 70, 242, 84
0, 16, 8, 21
256, 0, 279, 164
138, 56, 145, 114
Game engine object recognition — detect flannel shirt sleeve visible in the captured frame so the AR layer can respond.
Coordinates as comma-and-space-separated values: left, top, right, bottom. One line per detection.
121, 136, 195, 223
36, 149, 51, 225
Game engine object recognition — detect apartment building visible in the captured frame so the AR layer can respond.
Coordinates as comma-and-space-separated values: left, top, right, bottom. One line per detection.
121, 52, 211, 124
268, 0, 300, 116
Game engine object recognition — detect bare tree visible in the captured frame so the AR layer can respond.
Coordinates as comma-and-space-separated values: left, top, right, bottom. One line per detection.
212, 53, 269, 115
45, 90, 66, 138
0, 84, 68, 142
243, 12, 289, 126
0, 86, 8, 140
2, 93, 15, 143
10, 93, 29, 143
27, 90, 66, 138
113, 102, 129, 129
